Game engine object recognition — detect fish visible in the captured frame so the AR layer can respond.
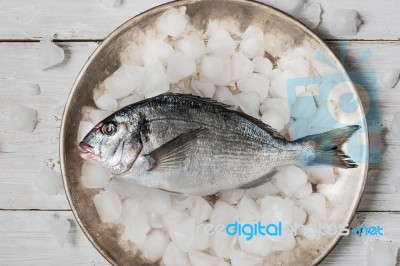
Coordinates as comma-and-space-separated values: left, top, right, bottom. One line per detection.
79, 93, 360, 196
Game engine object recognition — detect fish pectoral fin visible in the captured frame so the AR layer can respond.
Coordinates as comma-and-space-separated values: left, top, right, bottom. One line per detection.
239, 169, 278, 189
144, 127, 207, 171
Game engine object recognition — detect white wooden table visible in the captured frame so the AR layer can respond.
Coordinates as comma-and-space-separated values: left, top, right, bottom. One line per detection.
0, 0, 399, 265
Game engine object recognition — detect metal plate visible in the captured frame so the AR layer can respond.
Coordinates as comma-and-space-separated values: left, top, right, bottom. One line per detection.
60, 0, 369, 265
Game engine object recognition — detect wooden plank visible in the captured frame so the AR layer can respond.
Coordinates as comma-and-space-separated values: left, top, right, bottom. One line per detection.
1, 41, 400, 211
0, 42, 98, 210
0, 210, 109, 265
0, 0, 399, 41
1, 210, 398, 265
311, 0, 400, 40
321, 212, 400, 265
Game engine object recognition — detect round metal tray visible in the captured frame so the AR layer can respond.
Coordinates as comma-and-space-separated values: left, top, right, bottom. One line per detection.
60, 0, 369, 265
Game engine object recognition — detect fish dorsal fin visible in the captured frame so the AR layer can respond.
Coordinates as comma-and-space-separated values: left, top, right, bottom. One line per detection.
144, 127, 207, 171
157, 93, 286, 140
235, 111, 287, 140
161, 93, 234, 109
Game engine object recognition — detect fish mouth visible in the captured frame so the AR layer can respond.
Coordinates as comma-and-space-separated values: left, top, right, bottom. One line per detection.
79, 142, 100, 160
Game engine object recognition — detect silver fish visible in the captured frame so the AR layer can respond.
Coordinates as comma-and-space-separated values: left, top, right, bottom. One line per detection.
80, 93, 359, 196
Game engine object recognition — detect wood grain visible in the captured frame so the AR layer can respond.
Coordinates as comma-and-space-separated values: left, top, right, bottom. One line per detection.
0, 0, 399, 40
1, 41, 400, 211
1, 210, 398, 265
0, 210, 109, 265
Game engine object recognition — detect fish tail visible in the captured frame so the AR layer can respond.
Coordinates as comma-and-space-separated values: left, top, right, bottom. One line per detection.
296, 125, 360, 169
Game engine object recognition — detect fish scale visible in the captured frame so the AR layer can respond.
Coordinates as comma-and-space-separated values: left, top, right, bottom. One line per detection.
80, 93, 360, 196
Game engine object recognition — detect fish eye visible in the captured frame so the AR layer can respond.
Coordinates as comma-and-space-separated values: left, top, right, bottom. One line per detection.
101, 123, 117, 136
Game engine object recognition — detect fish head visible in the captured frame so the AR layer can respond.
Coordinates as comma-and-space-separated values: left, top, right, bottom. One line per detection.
79, 109, 143, 175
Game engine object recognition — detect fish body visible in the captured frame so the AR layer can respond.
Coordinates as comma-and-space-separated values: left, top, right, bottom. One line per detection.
80, 93, 359, 196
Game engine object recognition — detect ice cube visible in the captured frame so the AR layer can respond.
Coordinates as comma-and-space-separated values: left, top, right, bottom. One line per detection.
191, 224, 210, 250
104, 65, 143, 99
121, 210, 150, 246
142, 230, 169, 262
188, 250, 220, 266
253, 57, 273, 75
261, 196, 293, 226
121, 43, 143, 65
99, 0, 121, 7
47, 216, 71, 246
367, 241, 399, 266
89, 110, 112, 124
155, 7, 189, 37
238, 234, 272, 257
201, 55, 224, 80
291, 96, 317, 118
24, 83, 41, 96
172, 195, 195, 211
143, 190, 171, 215
167, 51, 196, 84
328, 9, 362, 36
38, 38, 65, 70
230, 249, 262, 266
94, 93, 118, 112
169, 217, 195, 252
161, 208, 185, 229
271, 225, 296, 251
207, 29, 237, 56
35, 166, 63, 195
294, 182, 312, 199
121, 197, 141, 225
306, 167, 336, 184
298, 224, 318, 241
191, 81, 216, 98
238, 195, 260, 221
292, 205, 307, 226
148, 213, 163, 229
299, 193, 326, 220
381, 68, 400, 89
220, 189, 245, 205
390, 113, 400, 138
174, 33, 206, 61
275, 0, 304, 14
105, 177, 150, 199
233, 92, 261, 118
210, 201, 238, 258
231, 52, 255, 81
210, 201, 238, 225
278, 57, 310, 77
93, 190, 122, 223
9, 104, 38, 133
270, 70, 296, 100
142, 39, 174, 65
190, 197, 213, 223
118, 93, 144, 109
162, 242, 191, 266
240, 26, 265, 59
237, 73, 270, 99
260, 98, 290, 119
261, 109, 288, 132
298, 3, 322, 29
77, 121, 94, 141
274, 165, 308, 197
141, 63, 169, 98
245, 181, 279, 200
81, 161, 111, 189
200, 55, 231, 86
213, 87, 235, 106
